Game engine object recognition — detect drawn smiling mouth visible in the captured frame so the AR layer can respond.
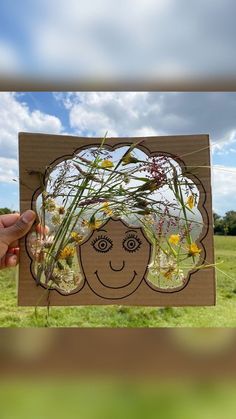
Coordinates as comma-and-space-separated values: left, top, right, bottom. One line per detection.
94, 270, 137, 289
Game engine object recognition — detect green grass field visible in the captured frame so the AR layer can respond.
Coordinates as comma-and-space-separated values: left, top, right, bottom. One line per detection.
0, 235, 235, 327
1, 380, 236, 419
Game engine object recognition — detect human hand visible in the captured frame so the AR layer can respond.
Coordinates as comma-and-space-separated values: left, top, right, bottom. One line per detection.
0, 210, 36, 269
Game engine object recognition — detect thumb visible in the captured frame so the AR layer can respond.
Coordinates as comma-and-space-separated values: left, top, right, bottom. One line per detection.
2, 210, 36, 245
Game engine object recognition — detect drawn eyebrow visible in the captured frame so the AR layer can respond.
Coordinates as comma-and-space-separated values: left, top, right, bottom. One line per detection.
96, 228, 107, 232
125, 229, 138, 234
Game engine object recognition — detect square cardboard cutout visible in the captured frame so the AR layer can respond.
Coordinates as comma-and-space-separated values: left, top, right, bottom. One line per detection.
18, 132, 215, 306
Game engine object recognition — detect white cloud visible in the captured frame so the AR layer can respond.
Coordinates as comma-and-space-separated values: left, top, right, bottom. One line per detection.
132, 126, 160, 137
0, 92, 63, 160
212, 129, 236, 154
212, 166, 236, 214
55, 92, 236, 213
0, 157, 18, 183
0, 91, 235, 214
0, 40, 21, 74
3, 0, 235, 80
28, 0, 172, 78
56, 92, 236, 151
67, 92, 153, 136
70, 107, 117, 137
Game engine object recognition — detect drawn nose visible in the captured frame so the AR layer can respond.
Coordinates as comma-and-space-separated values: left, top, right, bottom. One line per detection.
109, 260, 125, 271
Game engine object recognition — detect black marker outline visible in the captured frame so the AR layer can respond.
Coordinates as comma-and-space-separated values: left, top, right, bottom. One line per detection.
25, 140, 209, 298
122, 233, 142, 253
92, 235, 113, 253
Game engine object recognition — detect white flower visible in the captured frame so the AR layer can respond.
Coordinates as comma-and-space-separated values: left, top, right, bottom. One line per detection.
42, 235, 54, 249
148, 250, 184, 282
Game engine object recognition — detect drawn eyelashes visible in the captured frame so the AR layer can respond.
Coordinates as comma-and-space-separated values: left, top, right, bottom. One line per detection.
92, 235, 113, 253
91, 234, 142, 253
123, 234, 142, 253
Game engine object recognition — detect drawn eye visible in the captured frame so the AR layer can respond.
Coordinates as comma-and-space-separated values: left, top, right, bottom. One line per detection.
92, 235, 113, 253
123, 234, 142, 253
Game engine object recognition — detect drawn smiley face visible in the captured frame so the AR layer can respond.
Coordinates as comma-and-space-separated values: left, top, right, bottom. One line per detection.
78, 218, 152, 299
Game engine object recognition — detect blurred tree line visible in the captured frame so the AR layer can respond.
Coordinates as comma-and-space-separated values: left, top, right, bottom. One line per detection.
214, 211, 236, 235
0, 207, 13, 215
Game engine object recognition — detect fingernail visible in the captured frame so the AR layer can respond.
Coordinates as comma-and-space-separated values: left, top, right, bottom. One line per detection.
22, 210, 35, 223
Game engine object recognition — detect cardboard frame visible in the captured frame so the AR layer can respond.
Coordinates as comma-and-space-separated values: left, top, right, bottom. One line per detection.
18, 132, 215, 306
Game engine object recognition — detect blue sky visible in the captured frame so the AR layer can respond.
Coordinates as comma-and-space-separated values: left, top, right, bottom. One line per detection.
0, 2, 236, 215
0, 1, 236, 80
0, 92, 235, 215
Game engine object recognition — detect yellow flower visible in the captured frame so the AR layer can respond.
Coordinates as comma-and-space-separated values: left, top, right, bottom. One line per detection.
101, 202, 113, 216
169, 234, 180, 246
70, 232, 84, 243
83, 218, 102, 230
122, 153, 139, 165
100, 159, 114, 169
188, 242, 201, 257
163, 266, 176, 279
186, 195, 195, 209
59, 245, 75, 260
137, 179, 159, 192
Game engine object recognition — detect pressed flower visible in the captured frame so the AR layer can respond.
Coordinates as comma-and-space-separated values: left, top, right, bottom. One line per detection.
86, 173, 101, 181
137, 179, 159, 192
101, 202, 113, 216
42, 235, 54, 249
42, 191, 49, 199
163, 266, 176, 279
44, 197, 57, 212
101, 201, 108, 209
56, 260, 64, 270
58, 206, 66, 215
59, 245, 75, 260
91, 219, 102, 229
51, 213, 62, 225
169, 234, 180, 246
74, 163, 101, 181
148, 251, 184, 282
135, 199, 149, 209
31, 140, 211, 294
70, 231, 84, 243
32, 248, 44, 263
186, 195, 195, 209
52, 266, 75, 286
143, 214, 155, 225
51, 271, 62, 285
123, 174, 130, 184
136, 209, 152, 215
83, 217, 102, 230
142, 156, 167, 186
100, 159, 114, 169
163, 267, 184, 281
187, 242, 201, 257
148, 251, 169, 274
122, 153, 139, 165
